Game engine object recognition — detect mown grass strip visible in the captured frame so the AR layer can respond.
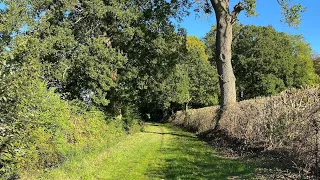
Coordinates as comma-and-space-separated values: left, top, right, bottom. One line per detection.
39, 123, 256, 180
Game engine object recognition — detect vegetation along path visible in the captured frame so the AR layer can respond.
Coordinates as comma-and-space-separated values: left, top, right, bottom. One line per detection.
40, 123, 256, 180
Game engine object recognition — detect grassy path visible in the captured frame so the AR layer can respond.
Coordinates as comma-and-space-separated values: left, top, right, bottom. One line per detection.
40, 123, 256, 179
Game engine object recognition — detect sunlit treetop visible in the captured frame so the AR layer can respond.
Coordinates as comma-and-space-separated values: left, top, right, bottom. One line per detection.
186, 36, 208, 61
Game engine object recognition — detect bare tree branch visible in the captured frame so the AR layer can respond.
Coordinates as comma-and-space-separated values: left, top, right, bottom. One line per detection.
230, 2, 244, 24
276, 0, 283, 5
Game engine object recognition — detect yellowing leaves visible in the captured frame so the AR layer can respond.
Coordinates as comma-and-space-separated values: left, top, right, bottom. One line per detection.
186, 36, 208, 61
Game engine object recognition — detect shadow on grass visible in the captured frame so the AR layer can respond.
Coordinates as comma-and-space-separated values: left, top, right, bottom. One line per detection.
146, 126, 256, 180
198, 128, 309, 179
143, 131, 197, 139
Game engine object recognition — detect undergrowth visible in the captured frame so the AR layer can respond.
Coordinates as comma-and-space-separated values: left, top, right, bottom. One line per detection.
0, 79, 141, 179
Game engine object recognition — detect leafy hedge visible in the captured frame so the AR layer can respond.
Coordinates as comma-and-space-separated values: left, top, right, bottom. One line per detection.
0, 76, 140, 179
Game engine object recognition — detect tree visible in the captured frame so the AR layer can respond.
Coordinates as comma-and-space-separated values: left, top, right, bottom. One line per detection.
205, 24, 318, 99
185, 36, 219, 107
200, 0, 306, 107
161, 36, 219, 112
291, 36, 319, 87
15, 0, 191, 120
313, 53, 320, 76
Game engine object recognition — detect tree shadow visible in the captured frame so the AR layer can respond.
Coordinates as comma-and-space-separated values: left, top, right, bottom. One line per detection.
198, 128, 309, 179
146, 126, 256, 179
143, 131, 197, 139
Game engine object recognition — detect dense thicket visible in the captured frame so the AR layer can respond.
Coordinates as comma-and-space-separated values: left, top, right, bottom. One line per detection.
27, 0, 196, 120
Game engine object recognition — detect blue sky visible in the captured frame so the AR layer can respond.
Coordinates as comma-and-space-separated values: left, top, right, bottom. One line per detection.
179, 1, 320, 54
0, 3, 4, 11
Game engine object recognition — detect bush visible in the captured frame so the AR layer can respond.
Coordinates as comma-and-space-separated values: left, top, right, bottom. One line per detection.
0, 77, 140, 179
117, 105, 141, 134
171, 106, 220, 133
171, 87, 320, 176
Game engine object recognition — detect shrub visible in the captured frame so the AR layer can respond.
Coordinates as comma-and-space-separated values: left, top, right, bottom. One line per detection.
0, 77, 140, 179
171, 106, 220, 133
171, 87, 320, 176
120, 105, 142, 134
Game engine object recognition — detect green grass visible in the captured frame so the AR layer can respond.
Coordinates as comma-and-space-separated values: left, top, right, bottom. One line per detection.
38, 123, 256, 180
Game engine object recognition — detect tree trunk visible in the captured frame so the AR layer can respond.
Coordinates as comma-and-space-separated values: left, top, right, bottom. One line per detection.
211, 0, 237, 107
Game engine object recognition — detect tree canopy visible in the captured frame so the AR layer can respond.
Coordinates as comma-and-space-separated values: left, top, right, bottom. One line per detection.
205, 24, 318, 99
161, 36, 219, 113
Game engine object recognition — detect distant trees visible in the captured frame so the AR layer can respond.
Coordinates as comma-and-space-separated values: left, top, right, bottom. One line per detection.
205, 24, 318, 100
313, 53, 320, 76
185, 36, 219, 107
162, 36, 219, 112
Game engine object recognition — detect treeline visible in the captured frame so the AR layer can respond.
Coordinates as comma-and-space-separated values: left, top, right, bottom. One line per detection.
205, 24, 319, 100
0, 0, 318, 178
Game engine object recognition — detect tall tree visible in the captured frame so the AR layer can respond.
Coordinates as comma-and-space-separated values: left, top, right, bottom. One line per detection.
205, 24, 318, 100
201, 0, 306, 107
18, 0, 191, 119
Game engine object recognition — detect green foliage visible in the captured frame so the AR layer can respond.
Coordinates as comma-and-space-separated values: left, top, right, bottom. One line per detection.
242, 0, 258, 17
277, 0, 306, 28
0, 0, 190, 177
205, 24, 318, 100
162, 63, 191, 108
0, 25, 139, 179
186, 36, 208, 61
0, 34, 43, 178
0, 74, 138, 178
0, 0, 34, 50
186, 36, 219, 107
161, 36, 219, 111
27, 0, 129, 108
18, 0, 191, 118
121, 105, 143, 134
291, 37, 319, 86
240, 0, 306, 27
313, 56, 320, 76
